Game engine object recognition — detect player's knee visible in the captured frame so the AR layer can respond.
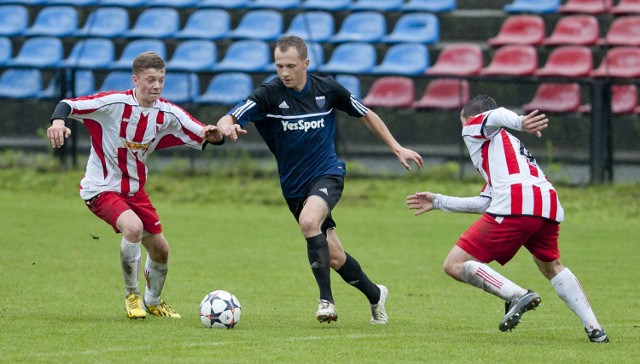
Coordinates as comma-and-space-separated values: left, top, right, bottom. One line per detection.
443, 258, 462, 280
121, 221, 144, 242
298, 216, 320, 236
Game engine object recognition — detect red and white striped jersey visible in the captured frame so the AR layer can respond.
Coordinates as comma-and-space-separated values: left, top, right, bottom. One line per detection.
62, 89, 206, 199
462, 107, 564, 222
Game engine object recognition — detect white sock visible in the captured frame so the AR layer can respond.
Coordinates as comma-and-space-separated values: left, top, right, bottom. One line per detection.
551, 267, 602, 332
144, 254, 168, 306
461, 261, 527, 302
120, 238, 141, 296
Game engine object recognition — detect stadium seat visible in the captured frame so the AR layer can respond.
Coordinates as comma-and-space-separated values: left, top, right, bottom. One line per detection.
503, 0, 560, 14
611, 0, 640, 14
350, 0, 404, 11
161, 73, 199, 104
248, 0, 301, 9
318, 42, 376, 74
23, 6, 78, 38
48, 0, 98, 5
487, 15, 545, 46
195, 72, 253, 105
371, 43, 429, 76
542, 15, 599, 46
7, 37, 63, 69
362, 76, 415, 109
98, 71, 132, 92
590, 47, 640, 78
329, 11, 386, 43
335, 74, 361, 99
124, 8, 179, 38
579, 84, 639, 114
598, 16, 640, 47
213, 40, 271, 72
380, 13, 440, 44
535, 46, 592, 77
0, 37, 12, 66
412, 78, 470, 110
0, 5, 28, 37
559, 0, 612, 14
75, 7, 129, 38
0, 69, 42, 99
0, 0, 47, 4
146, 0, 198, 7
402, 0, 457, 12
228, 10, 283, 41
522, 83, 582, 113
98, 0, 148, 7
198, 0, 250, 8
175, 9, 230, 40
306, 42, 324, 72
165, 40, 217, 72
109, 39, 166, 70
40, 70, 95, 99
303, 0, 352, 11
425, 43, 483, 76
61, 38, 115, 69
479, 45, 538, 76
284, 11, 334, 43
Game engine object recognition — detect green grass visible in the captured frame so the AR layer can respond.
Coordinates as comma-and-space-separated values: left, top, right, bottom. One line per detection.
0, 169, 638, 363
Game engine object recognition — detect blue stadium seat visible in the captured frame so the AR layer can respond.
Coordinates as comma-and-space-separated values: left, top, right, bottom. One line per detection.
109, 39, 166, 70
48, 0, 99, 5
303, 0, 352, 11
284, 11, 334, 43
371, 43, 429, 75
330, 11, 386, 43
402, 0, 457, 12
214, 40, 271, 72
335, 74, 361, 99
249, 0, 301, 9
7, 37, 63, 68
350, 0, 404, 11
0, 0, 47, 5
504, 0, 560, 14
196, 72, 253, 105
99, 71, 132, 92
98, 0, 148, 7
75, 7, 129, 38
40, 70, 95, 99
228, 10, 283, 41
0, 5, 28, 37
0, 37, 12, 66
61, 39, 115, 69
162, 73, 199, 104
198, 0, 250, 8
318, 42, 376, 74
175, 9, 230, 40
147, 0, 198, 7
381, 13, 440, 44
165, 40, 217, 72
124, 8, 179, 38
0, 69, 42, 99
23, 6, 78, 38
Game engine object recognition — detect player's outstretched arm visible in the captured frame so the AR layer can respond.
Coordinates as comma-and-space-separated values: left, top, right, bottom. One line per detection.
406, 192, 435, 216
216, 115, 247, 142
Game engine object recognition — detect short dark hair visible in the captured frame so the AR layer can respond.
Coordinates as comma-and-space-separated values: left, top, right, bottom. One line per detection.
132, 51, 165, 75
461, 95, 498, 118
275, 35, 308, 61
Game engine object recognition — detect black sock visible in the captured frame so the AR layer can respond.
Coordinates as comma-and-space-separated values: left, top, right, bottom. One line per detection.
306, 234, 333, 303
336, 253, 381, 304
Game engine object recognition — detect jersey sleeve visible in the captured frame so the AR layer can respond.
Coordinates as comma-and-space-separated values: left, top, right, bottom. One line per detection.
227, 84, 272, 127
62, 91, 123, 122
328, 77, 368, 118
153, 102, 205, 150
483, 107, 522, 138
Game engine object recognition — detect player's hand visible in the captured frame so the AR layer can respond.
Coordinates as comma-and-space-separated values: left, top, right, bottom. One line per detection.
397, 147, 424, 171
218, 123, 247, 142
47, 119, 71, 148
406, 192, 435, 216
521, 110, 548, 138
200, 125, 224, 143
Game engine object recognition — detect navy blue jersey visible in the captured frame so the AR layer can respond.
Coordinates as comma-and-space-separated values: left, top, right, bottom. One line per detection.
227, 74, 368, 198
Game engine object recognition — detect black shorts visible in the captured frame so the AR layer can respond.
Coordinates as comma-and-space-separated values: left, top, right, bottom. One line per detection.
285, 175, 344, 234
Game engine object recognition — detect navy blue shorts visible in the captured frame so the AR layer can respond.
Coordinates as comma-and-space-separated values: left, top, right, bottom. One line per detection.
285, 175, 344, 234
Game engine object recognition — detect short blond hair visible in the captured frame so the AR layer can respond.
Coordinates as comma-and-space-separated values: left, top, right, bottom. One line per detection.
132, 51, 165, 75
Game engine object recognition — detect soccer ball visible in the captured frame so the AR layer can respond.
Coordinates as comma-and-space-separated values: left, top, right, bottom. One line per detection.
199, 290, 242, 329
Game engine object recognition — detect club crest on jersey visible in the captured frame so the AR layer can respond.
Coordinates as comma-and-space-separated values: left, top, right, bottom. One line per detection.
315, 96, 325, 108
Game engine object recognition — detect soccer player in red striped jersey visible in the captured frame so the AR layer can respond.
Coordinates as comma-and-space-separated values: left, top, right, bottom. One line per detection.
46, 51, 224, 320
406, 95, 608, 343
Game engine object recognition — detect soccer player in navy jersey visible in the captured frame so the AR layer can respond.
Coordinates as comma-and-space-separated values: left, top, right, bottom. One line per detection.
406, 95, 608, 343
217, 35, 423, 324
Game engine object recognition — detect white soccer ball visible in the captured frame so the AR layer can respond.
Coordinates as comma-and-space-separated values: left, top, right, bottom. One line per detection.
199, 290, 242, 329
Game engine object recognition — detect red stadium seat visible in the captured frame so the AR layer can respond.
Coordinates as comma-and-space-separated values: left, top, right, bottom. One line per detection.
535, 45, 593, 77
362, 76, 415, 108
522, 83, 582, 113
479, 45, 538, 76
542, 15, 599, 45
412, 78, 470, 110
611, 0, 640, 14
559, 0, 612, 14
598, 16, 640, 47
590, 47, 640, 78
488, 15, 545, 46
425, 43, 483, 76
579, 84, 639, 114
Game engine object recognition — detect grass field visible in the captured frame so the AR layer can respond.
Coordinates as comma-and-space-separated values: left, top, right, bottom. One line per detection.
0, 168, 638, 363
